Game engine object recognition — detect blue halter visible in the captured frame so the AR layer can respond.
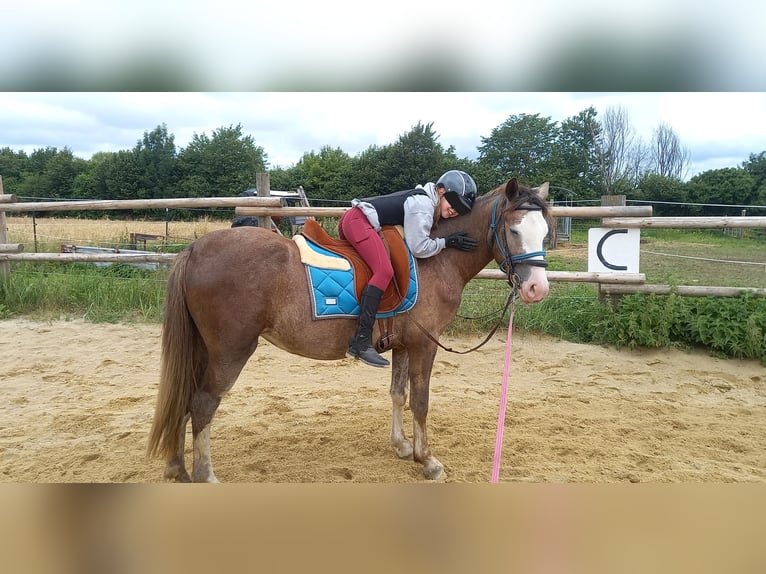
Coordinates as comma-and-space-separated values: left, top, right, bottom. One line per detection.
489, 197, 548, 275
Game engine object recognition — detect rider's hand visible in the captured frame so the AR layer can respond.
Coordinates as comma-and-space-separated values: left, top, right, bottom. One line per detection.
445, 232, 478, 251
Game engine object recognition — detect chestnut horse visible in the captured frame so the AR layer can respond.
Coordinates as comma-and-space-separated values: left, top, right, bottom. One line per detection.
147, 178, 552, 481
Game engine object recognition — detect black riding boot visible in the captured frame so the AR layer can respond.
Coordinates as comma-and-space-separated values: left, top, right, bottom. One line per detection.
347, 285, 390, 368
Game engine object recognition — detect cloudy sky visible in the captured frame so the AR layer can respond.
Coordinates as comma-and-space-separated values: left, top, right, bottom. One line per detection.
1, 92, 764, 180
2, 2, 764, 181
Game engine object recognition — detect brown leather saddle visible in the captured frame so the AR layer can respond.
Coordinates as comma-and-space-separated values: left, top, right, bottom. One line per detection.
300, 218, 412, 314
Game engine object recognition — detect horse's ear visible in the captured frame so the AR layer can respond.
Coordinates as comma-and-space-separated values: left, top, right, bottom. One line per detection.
536, 182, 550, 200
504, 178, 519, 201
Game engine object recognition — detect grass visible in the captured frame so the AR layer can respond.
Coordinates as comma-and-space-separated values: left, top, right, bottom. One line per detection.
2, 216, 766, 363
0, 262, 167, 322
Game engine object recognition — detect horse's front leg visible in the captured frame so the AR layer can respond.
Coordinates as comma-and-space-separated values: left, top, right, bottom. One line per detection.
390, 348, 413, 459
409, 347, 445, 481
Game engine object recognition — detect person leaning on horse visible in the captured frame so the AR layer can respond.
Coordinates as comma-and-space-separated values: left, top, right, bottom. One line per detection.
338, 169, 479, 368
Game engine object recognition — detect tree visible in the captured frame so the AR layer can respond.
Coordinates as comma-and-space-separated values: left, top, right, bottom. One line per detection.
101, 150, 144, 201
684, 167, 756, 214
177, 124, 268, 196
382, 122, 455, 191
742, 151, 766, 205
290, 146, 353, 202
133, 123, 178, 199
0, 147, 30, 195
551, 107, 601, 199
44, 148, 88, 199
347, 144, 389, 200
72, 151, 113, 199
345, 123, 463, 200
478, 113, 558, 187
650, 122, 690, 180
16, 147, 87, 199
592, 105, 637, 195
634, 173, 689, 215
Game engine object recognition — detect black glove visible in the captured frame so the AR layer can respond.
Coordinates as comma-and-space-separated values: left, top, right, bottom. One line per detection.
445, 232, 478, 251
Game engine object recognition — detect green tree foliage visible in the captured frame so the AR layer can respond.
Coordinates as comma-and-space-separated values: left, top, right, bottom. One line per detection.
633, 173, 688, 215
268, 166, 304, 197
0, 147, 30, 194
551, 107, 601, 199
15, 147, 87, 199
290, 146, 353, 202
2, 112, 764, 215
345, 122, 466, 200
684, 167, 756, 213
743, 151, 766, 204
478, 113, 559, 188
380, 121, 456, 191
347, 144, 388, 199
133, 123, 178, 199
72, 151, 112, 199
177, 124, 267, 197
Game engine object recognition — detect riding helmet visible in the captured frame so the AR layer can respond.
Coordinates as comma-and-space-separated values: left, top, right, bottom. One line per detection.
437, 170, 477, 215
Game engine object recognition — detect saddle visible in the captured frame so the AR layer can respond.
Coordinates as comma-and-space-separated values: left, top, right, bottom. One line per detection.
299, 218, 411, 314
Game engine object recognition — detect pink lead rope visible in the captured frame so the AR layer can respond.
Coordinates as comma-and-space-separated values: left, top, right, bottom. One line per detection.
491, 298, 516, 483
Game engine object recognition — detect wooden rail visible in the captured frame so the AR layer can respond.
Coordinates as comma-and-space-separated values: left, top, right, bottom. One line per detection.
233, 205, 654, 218
0, 196, 283, 212
602, 216, 766, 228
476, 270, 645, 284
0, 250, 643, 284
600, 284, 766, 298
0, 252, 177, 264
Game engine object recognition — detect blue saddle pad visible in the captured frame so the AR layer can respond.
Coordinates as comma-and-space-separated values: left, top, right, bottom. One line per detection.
302, 240, 419, 319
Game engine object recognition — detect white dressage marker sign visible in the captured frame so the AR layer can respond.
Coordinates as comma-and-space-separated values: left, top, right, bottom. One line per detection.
587, 228, 641, 273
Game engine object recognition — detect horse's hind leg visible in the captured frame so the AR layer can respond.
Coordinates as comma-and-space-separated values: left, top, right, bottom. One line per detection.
190, 389, 223, 483
164, 413, 191, 482
390, 348, 413, 459
189, 351, 253, 483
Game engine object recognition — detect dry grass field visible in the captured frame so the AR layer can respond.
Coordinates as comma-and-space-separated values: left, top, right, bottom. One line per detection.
5, 215, 233, 251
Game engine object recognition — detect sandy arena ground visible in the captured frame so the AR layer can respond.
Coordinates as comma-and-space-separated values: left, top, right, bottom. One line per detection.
1, 319, 764, 483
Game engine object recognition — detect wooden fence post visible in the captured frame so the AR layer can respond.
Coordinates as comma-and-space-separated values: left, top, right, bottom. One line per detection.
255, 172, 272, 230
0, 176, 10, 278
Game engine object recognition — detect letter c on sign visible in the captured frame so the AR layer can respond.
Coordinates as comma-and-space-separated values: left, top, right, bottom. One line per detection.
596, 229, 628, 271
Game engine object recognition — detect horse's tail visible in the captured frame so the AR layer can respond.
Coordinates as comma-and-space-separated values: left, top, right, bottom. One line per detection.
146, 247, 203, 460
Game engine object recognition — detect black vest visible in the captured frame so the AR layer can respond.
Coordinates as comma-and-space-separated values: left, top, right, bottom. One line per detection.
360, 188, 427, 226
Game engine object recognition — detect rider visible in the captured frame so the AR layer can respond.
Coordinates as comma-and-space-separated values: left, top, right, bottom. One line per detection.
338, 169, 479, 368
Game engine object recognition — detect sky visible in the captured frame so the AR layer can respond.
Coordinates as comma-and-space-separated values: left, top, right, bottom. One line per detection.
1, 92, 764, 180
1, 2, 764, 183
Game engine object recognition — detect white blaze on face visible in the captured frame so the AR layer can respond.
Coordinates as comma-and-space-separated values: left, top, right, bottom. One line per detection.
513, 210, 550, 303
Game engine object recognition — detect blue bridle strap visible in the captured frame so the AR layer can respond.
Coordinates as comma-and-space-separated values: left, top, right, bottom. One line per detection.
511, 250, 548, 265
490, 197, 549, 271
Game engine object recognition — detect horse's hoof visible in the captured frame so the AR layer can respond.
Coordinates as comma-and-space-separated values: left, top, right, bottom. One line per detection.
393, 441, 414, 460
164, 465, 191, 483
423, 459, 445, 481
192, 472, 220, 483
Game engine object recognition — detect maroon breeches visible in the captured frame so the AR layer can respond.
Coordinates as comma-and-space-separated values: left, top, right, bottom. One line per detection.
338, 207, 394, 291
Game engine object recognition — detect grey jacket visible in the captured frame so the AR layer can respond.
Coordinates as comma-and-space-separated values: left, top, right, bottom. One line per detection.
351, 182, 446, 258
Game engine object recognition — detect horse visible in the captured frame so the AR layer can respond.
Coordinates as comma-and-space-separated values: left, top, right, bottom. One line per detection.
147, 177, 552, 482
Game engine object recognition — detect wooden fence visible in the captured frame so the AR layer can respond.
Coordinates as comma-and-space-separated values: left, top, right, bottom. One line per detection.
2, 174, 766, 298
0, 189, 651, 287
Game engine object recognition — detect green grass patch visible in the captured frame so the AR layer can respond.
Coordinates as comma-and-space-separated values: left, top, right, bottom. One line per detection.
0, 262, 167, 322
